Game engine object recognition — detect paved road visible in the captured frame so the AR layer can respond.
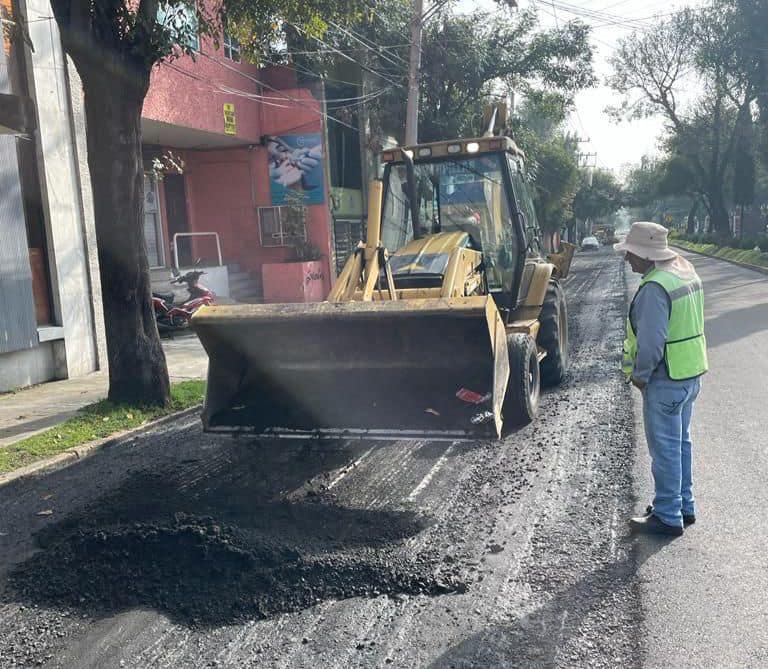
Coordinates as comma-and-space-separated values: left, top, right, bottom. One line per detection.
633, 251, 768, 668
1, 250, 641, 668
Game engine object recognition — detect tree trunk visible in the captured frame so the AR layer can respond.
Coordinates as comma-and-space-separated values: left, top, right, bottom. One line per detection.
686, 199, 698, 235
82, 73, 171, 406
740, 204, 745, 239
708, 186, 731, 240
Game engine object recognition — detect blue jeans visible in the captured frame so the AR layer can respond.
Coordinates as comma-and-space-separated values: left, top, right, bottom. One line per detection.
642, 376, 702, 528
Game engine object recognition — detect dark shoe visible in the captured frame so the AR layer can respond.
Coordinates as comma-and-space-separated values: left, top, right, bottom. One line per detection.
630, 513, 684, 536
645, 505, 695, 526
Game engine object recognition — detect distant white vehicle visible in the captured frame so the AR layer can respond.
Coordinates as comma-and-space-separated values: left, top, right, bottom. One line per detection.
581, 236, 600, 251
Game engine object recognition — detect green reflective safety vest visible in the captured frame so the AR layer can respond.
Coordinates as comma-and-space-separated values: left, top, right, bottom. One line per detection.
622, 268, 708, 381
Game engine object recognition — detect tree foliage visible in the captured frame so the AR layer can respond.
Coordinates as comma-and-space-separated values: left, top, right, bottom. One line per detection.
418, 7, 595, 142
290, 2, 595, 144
572, 169, 623, 224
531, 138, 579, 234
609, 2, 755, 238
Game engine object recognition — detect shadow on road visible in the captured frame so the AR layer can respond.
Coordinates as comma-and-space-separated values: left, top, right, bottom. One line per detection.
426, 535, 674, 668
5, 439, 465, 628
705, 302, 768, 349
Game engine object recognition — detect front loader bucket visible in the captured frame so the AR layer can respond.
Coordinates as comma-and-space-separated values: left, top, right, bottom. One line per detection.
191, 296, 510, 441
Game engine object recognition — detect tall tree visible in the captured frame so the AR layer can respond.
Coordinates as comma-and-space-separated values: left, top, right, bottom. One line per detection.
49, 0, 363, 405
289, 2, 595, 145
531, 137, 579, 234
418, 7, 594, 142
732, 141, 756, 236
572, 168, 623, 226
657, 155, 702, 234
609, 5, 754, 238
726, 0, 768, 159
624, 159, 666, 222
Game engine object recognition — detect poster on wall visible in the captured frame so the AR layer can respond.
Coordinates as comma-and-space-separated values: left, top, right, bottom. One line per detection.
267, 134, 325, 206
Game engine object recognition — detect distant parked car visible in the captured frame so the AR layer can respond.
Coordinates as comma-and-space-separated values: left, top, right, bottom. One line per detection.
581, 236, 600, 251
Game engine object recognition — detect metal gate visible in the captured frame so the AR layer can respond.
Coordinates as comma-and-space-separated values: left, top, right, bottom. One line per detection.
332, 218, 366, 276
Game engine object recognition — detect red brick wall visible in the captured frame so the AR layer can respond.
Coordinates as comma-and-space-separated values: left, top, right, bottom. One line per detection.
170, 147, 333, 288
144, 39, 333, 294
142, 40, 321, 142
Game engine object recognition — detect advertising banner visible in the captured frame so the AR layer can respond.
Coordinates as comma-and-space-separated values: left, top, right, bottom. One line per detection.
267, 134, 325, 206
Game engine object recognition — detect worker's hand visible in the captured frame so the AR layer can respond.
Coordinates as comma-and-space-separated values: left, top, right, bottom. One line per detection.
630, 376, 647, 391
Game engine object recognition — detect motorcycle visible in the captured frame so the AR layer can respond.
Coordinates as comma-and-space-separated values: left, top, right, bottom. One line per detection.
152, 269, 215, 336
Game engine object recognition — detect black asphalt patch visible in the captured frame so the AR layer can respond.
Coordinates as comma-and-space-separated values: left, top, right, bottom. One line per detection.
8, 455, 466, 627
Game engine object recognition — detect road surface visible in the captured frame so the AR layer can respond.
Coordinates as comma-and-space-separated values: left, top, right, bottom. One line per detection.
633, 251, 768, 669
3, 248, 761, 668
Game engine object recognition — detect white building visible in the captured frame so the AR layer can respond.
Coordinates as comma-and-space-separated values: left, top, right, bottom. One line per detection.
0, 0, 105, 391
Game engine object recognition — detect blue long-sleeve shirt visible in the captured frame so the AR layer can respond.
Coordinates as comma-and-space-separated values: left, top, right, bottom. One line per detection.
629, 280, 671, 384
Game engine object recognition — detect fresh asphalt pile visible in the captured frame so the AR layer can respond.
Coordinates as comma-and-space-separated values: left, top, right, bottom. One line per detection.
9, 457, 465, 627
0, 250, 646, 668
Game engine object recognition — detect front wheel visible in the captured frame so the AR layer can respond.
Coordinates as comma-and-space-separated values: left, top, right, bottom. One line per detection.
502, 333, 541, 429
538, 281, 569, 387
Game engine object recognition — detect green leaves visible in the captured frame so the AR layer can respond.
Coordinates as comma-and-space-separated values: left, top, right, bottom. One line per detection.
418, 6, 595, 142
224, 0, 365, 63
572, 169, 623, 224
531, 138, 579, 233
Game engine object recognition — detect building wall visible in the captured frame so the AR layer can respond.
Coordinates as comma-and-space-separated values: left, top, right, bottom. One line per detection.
143, 42, 334, 298
178, 145, 333, 293
0, 2, 103, 391
142, 40, 316, 143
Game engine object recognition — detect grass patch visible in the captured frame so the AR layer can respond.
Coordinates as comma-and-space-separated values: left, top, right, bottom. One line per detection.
0, 380, 205, 475
672, 239, 768, 269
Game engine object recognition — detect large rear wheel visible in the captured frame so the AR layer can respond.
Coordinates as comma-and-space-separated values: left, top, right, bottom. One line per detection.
538, 281, 569, 387
502, 333, 540, 429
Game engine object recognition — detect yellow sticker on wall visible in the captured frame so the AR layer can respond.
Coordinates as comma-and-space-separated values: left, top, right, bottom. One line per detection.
223, 103, 236, 135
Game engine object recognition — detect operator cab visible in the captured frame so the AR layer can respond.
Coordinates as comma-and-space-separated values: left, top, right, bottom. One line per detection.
379, 137, 542, 310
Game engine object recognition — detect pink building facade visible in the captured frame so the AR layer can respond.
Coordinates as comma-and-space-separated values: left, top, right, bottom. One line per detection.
141, 39, 333, 300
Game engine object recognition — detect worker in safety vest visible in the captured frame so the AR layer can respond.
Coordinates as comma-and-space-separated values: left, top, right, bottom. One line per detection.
615, 222, 708, 536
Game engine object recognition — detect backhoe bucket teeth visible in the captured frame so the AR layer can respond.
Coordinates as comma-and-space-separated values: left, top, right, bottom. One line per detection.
192, 296, 510, 441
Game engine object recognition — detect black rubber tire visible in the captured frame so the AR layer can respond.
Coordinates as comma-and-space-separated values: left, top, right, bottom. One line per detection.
502, 333, 541, 428
538, 281, 569, 387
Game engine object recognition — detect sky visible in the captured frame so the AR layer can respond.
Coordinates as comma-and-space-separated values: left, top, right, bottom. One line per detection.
455, 0, 704, 173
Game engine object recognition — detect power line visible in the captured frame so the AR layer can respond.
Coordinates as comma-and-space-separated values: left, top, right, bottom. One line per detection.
326, 18, 410, 70
198, 51, 362, 133
289, 22, 408, 94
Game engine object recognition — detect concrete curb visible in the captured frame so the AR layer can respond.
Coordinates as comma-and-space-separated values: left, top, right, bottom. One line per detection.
672, 244, 768, 277
0, 405, 201, 489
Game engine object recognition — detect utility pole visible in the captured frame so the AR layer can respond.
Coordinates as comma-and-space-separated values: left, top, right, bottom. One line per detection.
405, 0, 424, 146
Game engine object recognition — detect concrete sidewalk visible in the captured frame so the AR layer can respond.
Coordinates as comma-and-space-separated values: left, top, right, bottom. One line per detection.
0, 335, 208, 449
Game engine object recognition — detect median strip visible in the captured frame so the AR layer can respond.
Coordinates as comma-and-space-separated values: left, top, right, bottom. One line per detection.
671, 237, 768, 274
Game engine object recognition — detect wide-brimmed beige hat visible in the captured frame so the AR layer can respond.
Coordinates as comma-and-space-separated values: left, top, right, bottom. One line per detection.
613, 221, 678, 261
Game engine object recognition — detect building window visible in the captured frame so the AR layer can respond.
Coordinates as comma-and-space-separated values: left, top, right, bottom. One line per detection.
4, 0, 54, 326
223, 30, 241, 62
259, 206, 306, 247
157, 2, 199, 52
143, 175, 165, 267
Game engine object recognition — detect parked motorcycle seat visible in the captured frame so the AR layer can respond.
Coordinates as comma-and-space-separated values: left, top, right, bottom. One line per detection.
153, 291, 175, 304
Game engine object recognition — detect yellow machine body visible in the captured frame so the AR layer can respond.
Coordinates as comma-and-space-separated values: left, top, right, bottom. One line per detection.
192, 136, 573, 440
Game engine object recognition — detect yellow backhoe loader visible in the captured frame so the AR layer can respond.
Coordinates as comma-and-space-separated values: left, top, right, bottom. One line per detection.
192, 134, 574, 441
